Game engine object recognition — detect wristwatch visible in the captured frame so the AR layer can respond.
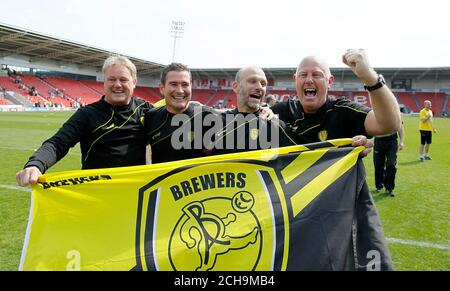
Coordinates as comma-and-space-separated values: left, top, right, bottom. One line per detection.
364, 74, 386, 92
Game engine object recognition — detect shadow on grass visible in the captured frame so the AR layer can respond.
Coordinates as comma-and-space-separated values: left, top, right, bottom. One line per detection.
372, 190, 392, 203
398, 160, 422, 166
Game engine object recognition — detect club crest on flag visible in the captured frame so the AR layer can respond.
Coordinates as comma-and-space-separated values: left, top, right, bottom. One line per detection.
169, 193, 260, 271
21, 139, 393, 271
133, 163, 282, 271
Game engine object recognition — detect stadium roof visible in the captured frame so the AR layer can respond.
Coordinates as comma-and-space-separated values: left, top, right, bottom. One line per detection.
0, 23, 164, 75
1, 22, 449, 81
191, 66, 450, 81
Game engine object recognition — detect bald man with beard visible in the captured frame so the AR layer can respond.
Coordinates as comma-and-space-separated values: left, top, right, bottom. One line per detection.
211, 66, 297, 154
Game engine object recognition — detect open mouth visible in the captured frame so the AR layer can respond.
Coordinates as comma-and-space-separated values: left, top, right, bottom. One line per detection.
172, 95, 185, 100
249, 94, 262, 100
304, 88, 317, 97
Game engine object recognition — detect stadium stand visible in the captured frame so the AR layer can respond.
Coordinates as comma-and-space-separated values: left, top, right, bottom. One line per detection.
415, 92, 446, 115
0, 76, 27, 94
0, 90, 12, 105
394, 92, 419, 113
19, 75, 74, 107
1, 24, 449, 115
79, 80, 104, 95
443, 94, 450, 115
20, 75, 53, 99
79, 80, 161, 104
0, 75, 45, 105
2, 72, 448, 115
191, 89, 216, 105
44, 77, 100, 104
207, 89, 232, 107
0, 98, 11, 105
132, 87, 161, 103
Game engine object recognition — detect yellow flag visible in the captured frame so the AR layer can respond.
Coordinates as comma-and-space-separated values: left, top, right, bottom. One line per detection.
20, 139, 387, 271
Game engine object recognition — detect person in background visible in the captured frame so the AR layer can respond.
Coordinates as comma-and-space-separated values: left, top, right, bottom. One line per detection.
264, 94, 277, 107
419, 100, 437, 161
374, 122, 405, 196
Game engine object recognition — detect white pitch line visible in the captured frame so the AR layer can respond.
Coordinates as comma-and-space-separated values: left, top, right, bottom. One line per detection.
0, 184, 31, 192
386, 237, 450, 251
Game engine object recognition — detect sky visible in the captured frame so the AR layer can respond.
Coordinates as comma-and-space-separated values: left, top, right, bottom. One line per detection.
1, 0, 449, 69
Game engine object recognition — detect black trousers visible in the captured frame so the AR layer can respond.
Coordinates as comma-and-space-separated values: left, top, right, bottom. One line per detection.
373, 138, 398, 191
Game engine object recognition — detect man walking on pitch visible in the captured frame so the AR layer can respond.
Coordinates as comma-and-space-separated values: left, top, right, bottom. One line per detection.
419, 100, 437, 161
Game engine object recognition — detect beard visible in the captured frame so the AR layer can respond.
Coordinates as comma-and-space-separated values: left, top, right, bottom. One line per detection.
238, 89, 261, 112
247, 101, 260, 110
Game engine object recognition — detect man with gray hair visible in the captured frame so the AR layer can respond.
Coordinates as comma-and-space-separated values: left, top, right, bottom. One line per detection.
16, 55, 154, 186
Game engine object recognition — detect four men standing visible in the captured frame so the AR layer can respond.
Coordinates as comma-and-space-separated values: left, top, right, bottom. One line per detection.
13, 50, 411, 271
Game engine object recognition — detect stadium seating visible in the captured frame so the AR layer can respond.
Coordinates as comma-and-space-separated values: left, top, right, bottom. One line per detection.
79, 80, 162, 104
45, 77, 100, 106
1, 73, 448, 115
4, 74, 72, 107
0, 76, 29, 95
133, 87, 161, 103
191, 89, 216, 105
207, 90, 232, 107
444, 95, 450, 114
415, 92, 446, 116
0, 97, 12, 105
0, 76, 47, 105
20, 75, 54, 99
79, 80, 104, 95
394, 92, 420, 113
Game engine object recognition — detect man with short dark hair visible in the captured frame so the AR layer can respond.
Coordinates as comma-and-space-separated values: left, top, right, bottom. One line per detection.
144, 63, 216, 163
